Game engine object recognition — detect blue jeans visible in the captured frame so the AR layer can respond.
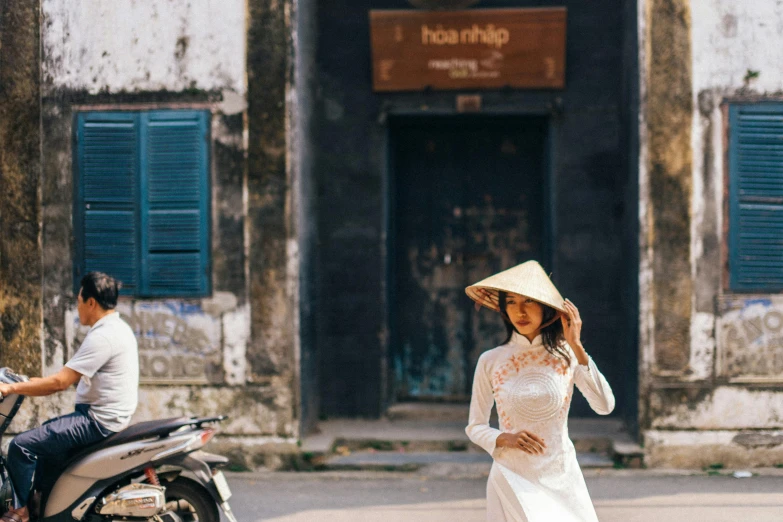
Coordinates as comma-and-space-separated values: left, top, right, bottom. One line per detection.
6, 404, 113, 509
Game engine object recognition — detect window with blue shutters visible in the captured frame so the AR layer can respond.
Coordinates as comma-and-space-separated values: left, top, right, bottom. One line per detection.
728, 103, 783, 292
74, 110, 211, 297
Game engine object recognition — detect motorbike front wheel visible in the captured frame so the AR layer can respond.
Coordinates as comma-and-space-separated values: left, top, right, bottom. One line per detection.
164, 478, 220, 522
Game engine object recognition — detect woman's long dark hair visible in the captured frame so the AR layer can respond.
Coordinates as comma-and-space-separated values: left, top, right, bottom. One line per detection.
498, 291, 571, 365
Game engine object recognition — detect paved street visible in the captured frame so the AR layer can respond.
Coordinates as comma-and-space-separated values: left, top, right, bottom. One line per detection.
223, 469, 783, 521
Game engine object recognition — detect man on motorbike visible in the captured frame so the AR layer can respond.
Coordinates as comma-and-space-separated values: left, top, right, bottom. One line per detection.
0, 272, 138, 522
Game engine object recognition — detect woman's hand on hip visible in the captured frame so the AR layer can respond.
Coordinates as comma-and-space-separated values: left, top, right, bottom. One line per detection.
496, 430, 547, 455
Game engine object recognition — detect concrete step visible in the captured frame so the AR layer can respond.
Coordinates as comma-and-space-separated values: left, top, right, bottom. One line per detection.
324, 451, 491, 472
299, 415, 639, 472
385, 402, 504, 424
331, 438, 474, 453
612, 440, 645, 468
322, 450, 614, 472
300, 418, 469, 455
385, 402, 471, 422
577, 452, 615, 468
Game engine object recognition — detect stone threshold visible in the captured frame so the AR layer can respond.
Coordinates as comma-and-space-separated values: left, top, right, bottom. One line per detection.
300, 404, 643, 472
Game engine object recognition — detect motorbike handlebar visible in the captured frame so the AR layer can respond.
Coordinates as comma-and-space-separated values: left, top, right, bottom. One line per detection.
0, 367, 30, 402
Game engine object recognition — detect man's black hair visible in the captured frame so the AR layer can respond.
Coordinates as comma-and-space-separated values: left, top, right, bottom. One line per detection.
79, 272, 122, 310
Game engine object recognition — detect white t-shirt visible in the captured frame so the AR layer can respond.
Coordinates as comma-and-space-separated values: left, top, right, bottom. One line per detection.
66, 312, 139, 432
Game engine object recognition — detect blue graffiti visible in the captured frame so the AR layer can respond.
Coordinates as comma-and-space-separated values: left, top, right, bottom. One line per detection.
744, 298, 772, 308
739, 299, 772, 319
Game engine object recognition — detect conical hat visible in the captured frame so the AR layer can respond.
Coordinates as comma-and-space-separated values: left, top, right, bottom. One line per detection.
465, 260, 566, 314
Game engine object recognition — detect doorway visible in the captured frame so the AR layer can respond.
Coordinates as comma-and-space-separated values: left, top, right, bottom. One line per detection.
388, 116, 551, 402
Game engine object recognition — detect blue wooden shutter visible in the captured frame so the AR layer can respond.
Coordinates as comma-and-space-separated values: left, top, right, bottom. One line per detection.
729, 104, 783, 291
74, 112, 140, 293
140, 110, 210, 296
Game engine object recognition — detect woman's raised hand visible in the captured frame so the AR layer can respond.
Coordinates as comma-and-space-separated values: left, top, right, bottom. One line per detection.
496, 430, 547, 455
473, 288, 495, 311
560, 298, 583, 349
561, 298, 590, 365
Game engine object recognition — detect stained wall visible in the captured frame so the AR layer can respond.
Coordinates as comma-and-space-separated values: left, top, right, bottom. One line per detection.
2, 0, 304, 470
0, 0, 43, 378
640, 0, 783, 467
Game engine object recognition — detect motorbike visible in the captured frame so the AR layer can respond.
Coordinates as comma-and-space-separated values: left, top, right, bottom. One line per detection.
0, 368, 239, 522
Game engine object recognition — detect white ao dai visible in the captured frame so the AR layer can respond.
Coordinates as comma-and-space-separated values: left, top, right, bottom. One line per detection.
466, 331, 615, 522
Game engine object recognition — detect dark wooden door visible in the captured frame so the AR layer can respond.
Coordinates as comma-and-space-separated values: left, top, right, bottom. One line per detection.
391, 116, 548, 400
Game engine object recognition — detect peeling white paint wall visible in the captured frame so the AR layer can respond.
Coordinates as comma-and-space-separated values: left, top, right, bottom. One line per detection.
637, 0, 655, 386
651, 386, 783, 429
645, 429, 783, 468
687, 0, 783, 382
31, 0, 298, 466
692, 0, 783, 92
66, 297, 247, 385
135, 385, 293, 435
688, 312, 715, 380
42, 0, 246, 95
688, 86, 725, 381
223, 305, 250, 385
716, 296, 783, 381
688, 90, 717, 383
639, 1, 783, 468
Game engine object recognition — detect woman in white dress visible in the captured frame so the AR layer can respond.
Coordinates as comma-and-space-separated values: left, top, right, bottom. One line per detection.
465, 261, 615, 522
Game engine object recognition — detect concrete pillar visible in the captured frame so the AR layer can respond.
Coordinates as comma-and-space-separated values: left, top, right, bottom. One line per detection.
0, 0, 43, 375
246, 0, 301, 433
641, 0, 694, 377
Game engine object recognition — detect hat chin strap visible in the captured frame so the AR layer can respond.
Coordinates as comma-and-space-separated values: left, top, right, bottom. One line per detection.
540, 313, 563, 329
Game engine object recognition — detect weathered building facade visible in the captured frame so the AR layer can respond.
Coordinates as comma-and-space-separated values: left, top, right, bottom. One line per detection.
1, 0, 306, 469
1, 0, 781, 469
311, 0, 639, 426
639, 0, 783, 467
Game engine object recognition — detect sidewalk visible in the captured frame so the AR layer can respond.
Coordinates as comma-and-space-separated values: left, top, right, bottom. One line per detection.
224, 469, 783, 522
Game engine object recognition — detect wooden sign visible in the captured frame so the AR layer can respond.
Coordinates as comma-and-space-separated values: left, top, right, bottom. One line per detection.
370, 8, 567, 92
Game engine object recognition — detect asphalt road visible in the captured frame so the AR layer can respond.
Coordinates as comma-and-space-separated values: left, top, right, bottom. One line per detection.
221, 469, 783, 522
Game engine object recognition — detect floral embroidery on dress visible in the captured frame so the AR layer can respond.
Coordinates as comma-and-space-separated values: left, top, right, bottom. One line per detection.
490, 342, 573, 432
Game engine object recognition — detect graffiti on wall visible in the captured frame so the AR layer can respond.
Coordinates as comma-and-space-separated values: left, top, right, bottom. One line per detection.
717, 297, 783, 381
71, 302, 222, 384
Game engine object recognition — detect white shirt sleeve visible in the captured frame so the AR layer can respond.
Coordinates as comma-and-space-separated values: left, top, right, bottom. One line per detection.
466, 353, 503, 455
573, 355, 615, 415
66, 331, 113, 378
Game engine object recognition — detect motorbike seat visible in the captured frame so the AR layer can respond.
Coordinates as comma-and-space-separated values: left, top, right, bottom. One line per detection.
98, 417, 197, 448
62, 417, 197, 469
44, 417, 189, 485
69, 416, 225, 461
41, 416, 226, 495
